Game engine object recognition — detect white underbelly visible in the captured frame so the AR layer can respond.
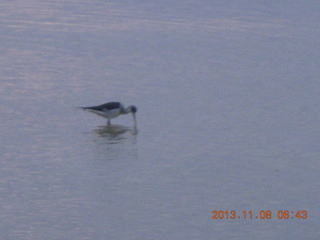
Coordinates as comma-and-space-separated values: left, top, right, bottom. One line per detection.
106, 109, 121, 119
88, 109, 121, 119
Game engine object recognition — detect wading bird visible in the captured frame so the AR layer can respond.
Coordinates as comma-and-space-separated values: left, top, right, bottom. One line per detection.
81, 102, 137, 127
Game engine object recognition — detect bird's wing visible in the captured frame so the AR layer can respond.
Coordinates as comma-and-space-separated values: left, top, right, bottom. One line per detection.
82, 102, 121, 112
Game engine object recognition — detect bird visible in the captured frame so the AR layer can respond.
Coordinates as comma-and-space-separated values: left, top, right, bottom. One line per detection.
80, 102, 137, 127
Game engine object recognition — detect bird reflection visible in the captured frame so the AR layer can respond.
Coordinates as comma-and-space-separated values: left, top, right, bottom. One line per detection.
93, 124, 138, 141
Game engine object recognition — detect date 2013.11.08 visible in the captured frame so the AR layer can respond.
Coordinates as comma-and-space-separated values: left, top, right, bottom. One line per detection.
212, 210, 308, 220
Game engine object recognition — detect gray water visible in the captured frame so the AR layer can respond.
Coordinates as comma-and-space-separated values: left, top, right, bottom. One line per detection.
1, 1, 320, 239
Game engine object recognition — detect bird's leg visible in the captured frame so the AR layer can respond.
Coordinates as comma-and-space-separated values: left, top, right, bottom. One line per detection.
107, 119, 111, 126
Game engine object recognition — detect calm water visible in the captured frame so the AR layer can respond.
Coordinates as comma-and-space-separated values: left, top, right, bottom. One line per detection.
1, 1, 320, 239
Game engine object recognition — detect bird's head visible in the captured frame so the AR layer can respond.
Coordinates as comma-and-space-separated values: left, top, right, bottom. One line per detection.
128, 105, 137, 126
130, 106, 137, 113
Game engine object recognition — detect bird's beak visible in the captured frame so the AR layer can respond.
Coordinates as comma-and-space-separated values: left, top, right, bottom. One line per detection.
132, 113, 137, 127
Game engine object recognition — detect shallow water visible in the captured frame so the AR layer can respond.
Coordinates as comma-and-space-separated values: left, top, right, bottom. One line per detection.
1, 1, 320, 239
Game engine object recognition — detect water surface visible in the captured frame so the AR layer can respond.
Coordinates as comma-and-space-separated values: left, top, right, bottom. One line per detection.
1, 1, 320, 239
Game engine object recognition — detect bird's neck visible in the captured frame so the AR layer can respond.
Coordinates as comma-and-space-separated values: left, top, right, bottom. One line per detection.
124, 107, 131, 114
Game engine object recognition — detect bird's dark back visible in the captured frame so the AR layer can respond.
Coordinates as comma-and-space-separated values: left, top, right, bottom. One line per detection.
84, 102, 121, 111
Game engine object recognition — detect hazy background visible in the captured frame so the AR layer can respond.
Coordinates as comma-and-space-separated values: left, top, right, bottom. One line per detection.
1, 1, 319, 239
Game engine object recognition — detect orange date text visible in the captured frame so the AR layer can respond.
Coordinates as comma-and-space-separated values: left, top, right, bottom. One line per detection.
211, 210, 308, 220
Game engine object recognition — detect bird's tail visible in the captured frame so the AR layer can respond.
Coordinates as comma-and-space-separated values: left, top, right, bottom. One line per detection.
79, 107, 89, 110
